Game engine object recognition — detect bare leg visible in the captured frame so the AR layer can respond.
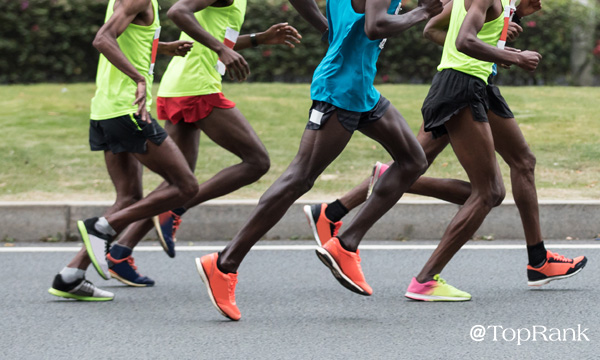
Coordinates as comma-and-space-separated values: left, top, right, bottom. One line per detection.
104, 137, 199, 233
117, 107, 270, 248
488, 112, 541, 246
336, 105, 427, 251
219, 113, 354, 272
67, 151, 143, 269
416, 108, 505, 282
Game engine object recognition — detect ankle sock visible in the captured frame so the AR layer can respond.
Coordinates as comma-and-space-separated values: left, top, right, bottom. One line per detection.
325, 200, 348, 223
172, 207, 186, 216
527, 241, 547, 267
60, 267, 85, 283
110, 243, 132, 259
95, 217, 116, 236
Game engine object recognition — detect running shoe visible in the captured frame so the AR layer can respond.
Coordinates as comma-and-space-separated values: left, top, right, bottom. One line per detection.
527, 251, 587, 286
152, 211, 181, 258
108, 254, 155, 287
78, 217, 113, 280
48, 274, 114, 301
367, 161, 390, 199
316, 237, 372, 295
195, 253, 241, 321
303, 203, 342, 247
405, 274, 471, 301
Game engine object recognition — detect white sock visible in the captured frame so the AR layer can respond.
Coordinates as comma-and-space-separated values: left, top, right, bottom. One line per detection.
94, 217, 116, 236
60, 267, 85, 283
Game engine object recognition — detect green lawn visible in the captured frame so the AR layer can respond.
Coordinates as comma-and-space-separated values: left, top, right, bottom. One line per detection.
0, 83, 598, 201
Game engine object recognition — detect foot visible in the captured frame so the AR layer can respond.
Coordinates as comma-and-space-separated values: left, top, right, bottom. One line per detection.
152, 211, 181, 258
78, 217, 113, 280
108, 255, 155, 287
316, 237, 372, 295
195, 253, 241, 321
405, 274, 471, 302
48, 274, 114, 301
303, 203, 342, 247
527, 251, 587, 286
367, 161, 389, 199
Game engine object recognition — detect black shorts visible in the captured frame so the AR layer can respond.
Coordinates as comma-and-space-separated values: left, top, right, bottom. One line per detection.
306, 95, 391, 133
421, 69, 513, 138
89, 114, 168, 154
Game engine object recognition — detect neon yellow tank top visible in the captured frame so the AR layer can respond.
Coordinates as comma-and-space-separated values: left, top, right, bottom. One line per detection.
90, 0, 160, 120
157, 0, 247, 98
438, 0, 507, 84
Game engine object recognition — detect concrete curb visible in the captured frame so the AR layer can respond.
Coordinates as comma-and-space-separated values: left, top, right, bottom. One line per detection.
0, 200, 599, 242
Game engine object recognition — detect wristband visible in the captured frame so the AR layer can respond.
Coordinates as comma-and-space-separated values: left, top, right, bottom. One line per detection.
250, 33, 259, 47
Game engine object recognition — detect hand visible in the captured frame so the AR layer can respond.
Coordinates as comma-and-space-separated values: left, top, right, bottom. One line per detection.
515, 49, 542, 72
260, 23, 302, 48
219, 46, 250, 81
419, 0, 444, 18
161, 40, 194, 57
516, 0, 542, 17
133, 80, 149, 123
506, 22, 523, 42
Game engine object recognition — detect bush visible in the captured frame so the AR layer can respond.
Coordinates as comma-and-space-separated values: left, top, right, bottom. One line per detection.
2, 0, 598, 85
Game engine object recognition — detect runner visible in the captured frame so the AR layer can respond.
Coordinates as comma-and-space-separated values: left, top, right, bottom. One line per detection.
105, 0, 301, 286
195, 0, 443, 320
48, 0, 200, 300
309, 0, 586, 301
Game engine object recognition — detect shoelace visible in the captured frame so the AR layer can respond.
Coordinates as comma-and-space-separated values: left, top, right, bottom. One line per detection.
109, 255, 139, 271
228, 274, 238, 303
549, 251, 570, 263
331, 221, 342, 237
433, 275, 447, 285
171, 214, 182, 237
79, 280, 95, 294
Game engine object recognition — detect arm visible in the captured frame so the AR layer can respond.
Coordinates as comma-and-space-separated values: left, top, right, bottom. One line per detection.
455, 0, 541, 70
234, 23, 302, 50
515, 0, 541, 17
168, 0, 249, 81
423, 0, 453, 46
158, 41, 194, 56
364, 0, 443, 40
288, 0, 328, 33
92, 0, 151, 121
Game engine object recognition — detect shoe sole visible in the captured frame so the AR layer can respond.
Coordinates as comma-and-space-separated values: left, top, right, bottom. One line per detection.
303, 205, 324, 247
404, 292, 471, 302
78, 220, 110, 280
367, 162, 383, 200
152, 216, 175, 258
195, 257, 239, 321
527, 262, 587, 287
48, 287, 113, 301
109, 270, 153, 287
315, 247, 370, 296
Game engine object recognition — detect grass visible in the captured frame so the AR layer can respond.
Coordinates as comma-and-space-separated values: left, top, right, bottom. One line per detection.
0, 83, 598, 201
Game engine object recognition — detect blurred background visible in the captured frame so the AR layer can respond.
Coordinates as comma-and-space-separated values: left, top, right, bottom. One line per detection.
2, 0, 599, 86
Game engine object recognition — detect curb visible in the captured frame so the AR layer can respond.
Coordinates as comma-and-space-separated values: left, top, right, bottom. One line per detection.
0, 200, 599, 242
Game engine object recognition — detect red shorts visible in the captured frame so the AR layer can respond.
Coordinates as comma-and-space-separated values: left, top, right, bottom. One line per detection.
156, 93, 236, 124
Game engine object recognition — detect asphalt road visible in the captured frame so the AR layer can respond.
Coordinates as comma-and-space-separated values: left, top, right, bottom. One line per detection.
1, 241, 598, 360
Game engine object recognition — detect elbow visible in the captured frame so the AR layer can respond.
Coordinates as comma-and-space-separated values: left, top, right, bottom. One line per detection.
92, 33, 106, 51
167, 5, 183, 22
423, 27, 433, 41
455, 36, 470, 53
365, 22, 384, 41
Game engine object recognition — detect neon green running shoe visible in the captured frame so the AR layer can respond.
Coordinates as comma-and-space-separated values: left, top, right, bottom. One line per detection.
405, 274, 471, 301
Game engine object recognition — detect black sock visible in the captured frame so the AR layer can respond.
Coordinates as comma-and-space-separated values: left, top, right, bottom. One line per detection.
527, 241, 547, 267
172, 207, 187, 216
325, 199, 348, 223
216, 252, 233, 274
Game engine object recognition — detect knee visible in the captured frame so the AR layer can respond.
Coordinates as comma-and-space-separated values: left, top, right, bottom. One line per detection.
279, 171, 314, 198
492, 181, 506, 207
403, 148, 428, 178
178, 174, 199, 199
511, 150, 536, 176
246, 151, 271, 179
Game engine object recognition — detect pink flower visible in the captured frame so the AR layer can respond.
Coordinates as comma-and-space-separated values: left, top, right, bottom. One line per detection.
262, 49, 272, 57
20, 1, 29, 10
281, 4, 289, 11
31, 24, 39, 32
526, 21, 536, 28
382, 74, 390, 83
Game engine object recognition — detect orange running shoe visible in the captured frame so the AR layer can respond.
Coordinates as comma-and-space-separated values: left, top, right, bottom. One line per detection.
303, 203, 343, 247
527, 250, 587, 286
316, 237, 372, 295
195, 253, 241, 321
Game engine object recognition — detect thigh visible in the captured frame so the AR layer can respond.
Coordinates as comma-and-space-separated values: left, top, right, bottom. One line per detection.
195, 107, 267, 159
488, 111, 531, 165
416, 123, 450, 165
359, 104, 424, 163
104, 151, 143, 197
164, 120, 201, 171
132, 136, 194, 185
